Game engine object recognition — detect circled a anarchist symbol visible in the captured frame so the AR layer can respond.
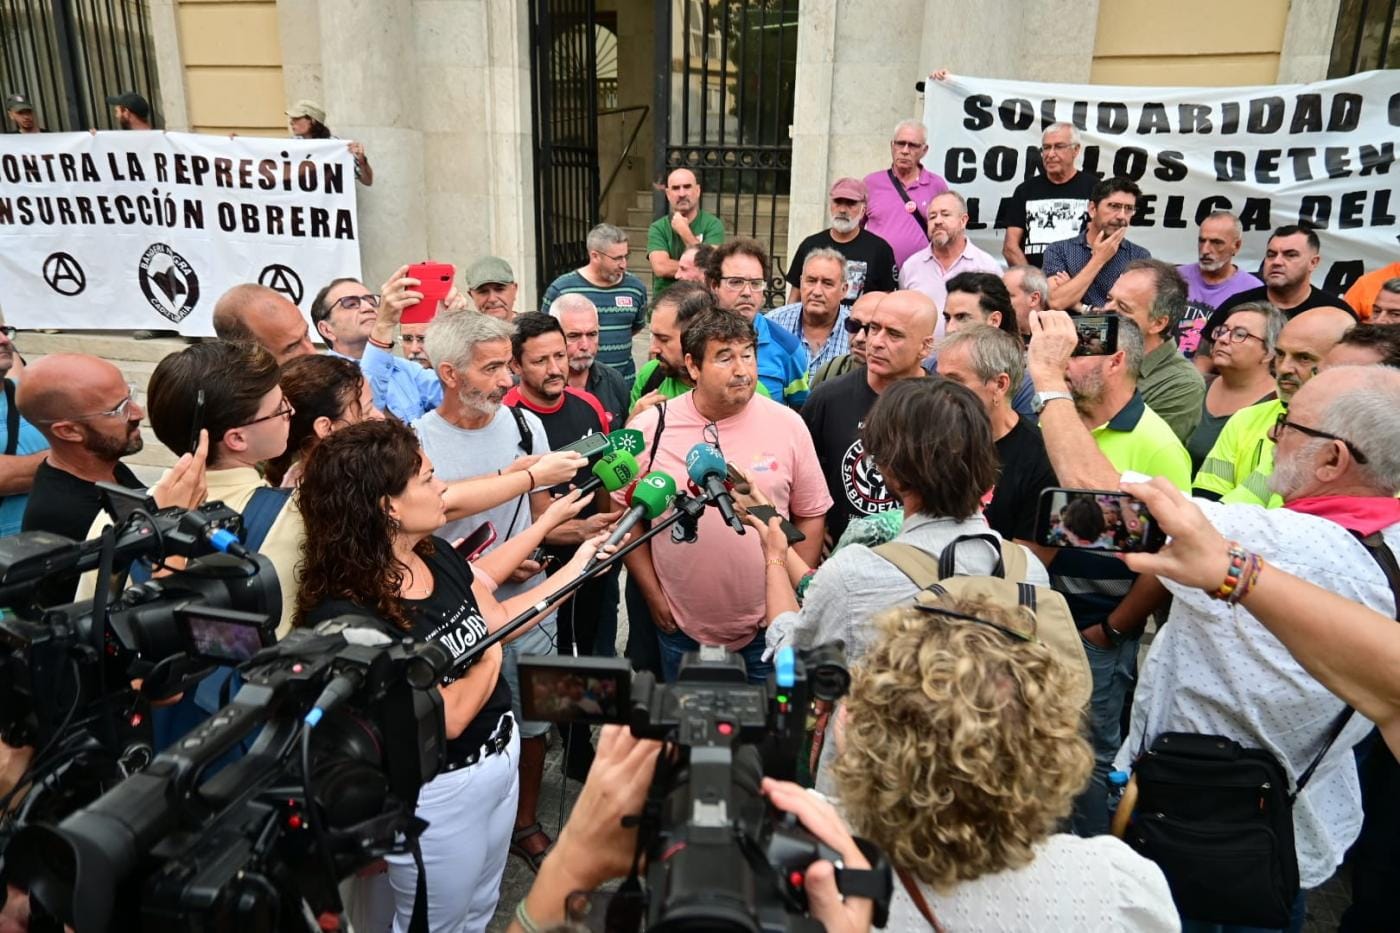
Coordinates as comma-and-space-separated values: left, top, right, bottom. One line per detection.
258, 264, 304, 306
43, 252, 86, 296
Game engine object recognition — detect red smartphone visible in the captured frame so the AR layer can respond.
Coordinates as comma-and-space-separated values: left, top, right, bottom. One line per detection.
454, 521, 497, 562
403, 261, 455, 324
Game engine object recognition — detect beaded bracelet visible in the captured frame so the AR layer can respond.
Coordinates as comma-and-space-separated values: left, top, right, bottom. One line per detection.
1209, 543, 1261, 604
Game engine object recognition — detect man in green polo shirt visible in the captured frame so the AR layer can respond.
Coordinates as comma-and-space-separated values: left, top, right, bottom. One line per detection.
647, 168, 726, 297
1194, 305, 1354, 507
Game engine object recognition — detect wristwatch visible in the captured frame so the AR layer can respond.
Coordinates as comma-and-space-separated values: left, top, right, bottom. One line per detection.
1099, 618, 1129, 646
1032, 390, 1073, 413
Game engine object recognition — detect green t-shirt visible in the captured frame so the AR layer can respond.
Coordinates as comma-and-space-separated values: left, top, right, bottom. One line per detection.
628, 359, 769, 413
1194, 397, 1284, 507
1090, 392, 1193, 491
646, 209, 726, 295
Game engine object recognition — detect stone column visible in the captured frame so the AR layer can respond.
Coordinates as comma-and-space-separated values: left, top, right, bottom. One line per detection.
148, 0, 191, 131
1278, 0, 1341, 83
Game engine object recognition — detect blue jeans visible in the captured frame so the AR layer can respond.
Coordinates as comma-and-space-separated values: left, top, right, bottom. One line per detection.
1179, 889, 1307, 933
1071, 634, 1138, 837
656, 625, 773, 685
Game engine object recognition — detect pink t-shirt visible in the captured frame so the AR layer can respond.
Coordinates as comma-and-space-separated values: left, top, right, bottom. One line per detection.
863, 165, 949, 268
898, 239, 1004, 340
617, 392, 833, 649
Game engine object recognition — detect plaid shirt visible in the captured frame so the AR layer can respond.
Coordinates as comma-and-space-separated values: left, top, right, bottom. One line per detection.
1042, 230, 1151, 308
766, 302, 851, 380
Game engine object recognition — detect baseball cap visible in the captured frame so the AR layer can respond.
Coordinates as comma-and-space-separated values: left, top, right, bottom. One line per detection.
285, 99, 327, 125
465, 256, 515, 289
106, 91, 151, 120
5, 93, 33, 113
829, 177, 867, 201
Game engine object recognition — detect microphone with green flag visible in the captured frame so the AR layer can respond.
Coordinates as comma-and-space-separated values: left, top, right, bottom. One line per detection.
607, 427, 646, 458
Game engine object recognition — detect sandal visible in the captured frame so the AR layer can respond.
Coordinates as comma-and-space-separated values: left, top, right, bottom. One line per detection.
509, 822, 552, 874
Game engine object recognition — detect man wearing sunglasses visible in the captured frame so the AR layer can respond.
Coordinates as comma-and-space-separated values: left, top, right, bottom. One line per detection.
0, 322, 49, 538
1195, 306, 1355, 507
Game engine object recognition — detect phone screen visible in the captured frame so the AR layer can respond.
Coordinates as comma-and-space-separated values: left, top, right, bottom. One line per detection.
1037, 488, 1163, 553
1072, 314, 1120, 357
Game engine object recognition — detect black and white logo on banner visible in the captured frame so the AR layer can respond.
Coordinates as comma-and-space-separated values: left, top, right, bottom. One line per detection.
42, 252, 87, 297
258, 263, 304, 306
139, 243, 201, 323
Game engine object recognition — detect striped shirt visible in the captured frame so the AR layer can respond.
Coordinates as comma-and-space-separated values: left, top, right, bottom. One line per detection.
540, 270, 649, 381
766, 303, 851, 379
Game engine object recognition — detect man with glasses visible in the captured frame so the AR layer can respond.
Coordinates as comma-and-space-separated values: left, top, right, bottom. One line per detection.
705, 238, 810, 408
862, 120, 949, 268
0, 322, 50, 537
783, 177, 898, 307
399, 323, 433, 369
1003, 123, 1099, 269
541, 223, 649, 382
647, 168, 726, 297
1195, 306, 1356, 507
1044, 177, 1151, 311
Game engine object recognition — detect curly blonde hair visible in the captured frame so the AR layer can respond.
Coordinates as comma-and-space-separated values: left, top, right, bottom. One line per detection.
832, 595, 1092, 890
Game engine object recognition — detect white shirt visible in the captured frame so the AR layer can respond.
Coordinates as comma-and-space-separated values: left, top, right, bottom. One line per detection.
1115, 500, 1394, 887
888, 834, 1179, 932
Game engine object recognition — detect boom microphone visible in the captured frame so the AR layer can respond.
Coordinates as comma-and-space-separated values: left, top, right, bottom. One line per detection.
573, 449, 641, 497
686, 443, 746, 534
585, 471, 677, 570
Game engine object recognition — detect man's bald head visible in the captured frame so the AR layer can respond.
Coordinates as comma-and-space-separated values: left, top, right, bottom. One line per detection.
865, 290, 937, 385
212, 284, 315, 364
1273, 306, 1357, 401
1274, 364, 1400, 499
17, 353, 144, 458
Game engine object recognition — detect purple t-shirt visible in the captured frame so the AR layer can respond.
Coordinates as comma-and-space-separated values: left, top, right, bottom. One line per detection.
1175, 264, 1264, 358
863, 166, 949, 269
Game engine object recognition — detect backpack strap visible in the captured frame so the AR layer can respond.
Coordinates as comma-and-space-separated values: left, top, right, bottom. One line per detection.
241, 486, 293, 552
873, 541, 945, 590
507, 404, 534, 455
885, 169, 930, 243
895, 865, 946, 933
4, 378, 19, 457
640, 362, 667, 397
935, 533, 1019, 580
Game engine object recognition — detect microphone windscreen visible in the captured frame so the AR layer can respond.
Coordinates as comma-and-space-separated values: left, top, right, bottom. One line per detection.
684, 442, 727, 486
591, 450, 641, 492
629, 471, 678, 519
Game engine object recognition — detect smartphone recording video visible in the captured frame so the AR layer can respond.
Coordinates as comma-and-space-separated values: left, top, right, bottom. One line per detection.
1036, 487, 1165, 553
1072, 314, 1120, 357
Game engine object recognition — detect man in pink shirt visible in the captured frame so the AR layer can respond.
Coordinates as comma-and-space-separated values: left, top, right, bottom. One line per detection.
863, 119, 950, 268
619, 308, 831, 683
899, 191, 1002, 339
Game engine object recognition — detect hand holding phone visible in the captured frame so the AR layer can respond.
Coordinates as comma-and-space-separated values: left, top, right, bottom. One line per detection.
453, 521, 497, 562
403, 261, 455, 324
745, 504, 806, 546
1071, 315, 1120, 357
1035, 487, 1165, 553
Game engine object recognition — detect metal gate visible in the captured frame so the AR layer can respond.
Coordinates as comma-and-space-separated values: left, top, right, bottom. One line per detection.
0, 0, 159, 133
529, 0, 602, 292
653, 0, 798, 307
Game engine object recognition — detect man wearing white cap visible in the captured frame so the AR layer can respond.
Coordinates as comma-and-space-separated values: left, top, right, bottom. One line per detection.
287, 99, 373, 186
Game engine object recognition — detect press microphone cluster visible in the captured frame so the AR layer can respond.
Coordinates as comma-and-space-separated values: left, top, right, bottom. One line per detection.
685, 443, 746, 534
585, 471, 678, 570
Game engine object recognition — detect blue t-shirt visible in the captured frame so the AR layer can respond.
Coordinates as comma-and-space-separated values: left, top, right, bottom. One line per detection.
0, 384, 50, 536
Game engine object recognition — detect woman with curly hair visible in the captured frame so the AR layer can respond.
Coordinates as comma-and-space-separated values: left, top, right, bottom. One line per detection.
835, 595, 1177, 931
295, 418, 614, 933
266, 354, 379, 487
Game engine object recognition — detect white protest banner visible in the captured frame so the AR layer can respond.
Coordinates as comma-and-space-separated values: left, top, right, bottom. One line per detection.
0, 131, 360, 335
922, 71, 1397, 294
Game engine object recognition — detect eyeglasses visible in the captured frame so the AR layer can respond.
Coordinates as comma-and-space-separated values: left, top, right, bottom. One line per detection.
1098, 201, 1137, 215
703, 421, 721, 453
1210, 325, 1265, 346
0, 326, 16, 340
400, 333, 427, 345
1040, 143, 1077, 153
242, 398, 296, 427
32, 382, 141, 423
719, 277, 767, 293
331, 294, 380, 312
915, 601, 1037, 643
596, 250, 630, 263
843, 318, 873, 335
891, 140, 925, 150
1268, 411, 1368, 464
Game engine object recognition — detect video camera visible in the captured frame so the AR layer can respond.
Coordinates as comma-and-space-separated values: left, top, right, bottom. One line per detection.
519, 642, 893, 932
4, 618, 451, 932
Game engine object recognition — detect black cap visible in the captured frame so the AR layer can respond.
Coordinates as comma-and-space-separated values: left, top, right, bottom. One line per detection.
106, 91, 151, 121
5, 93, 33, 113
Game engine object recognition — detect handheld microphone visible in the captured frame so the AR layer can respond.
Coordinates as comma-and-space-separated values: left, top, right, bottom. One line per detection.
685, 443, 746, 534
607, 427, 646, 458
572, 449, 641, 498
586, 471, 677, 569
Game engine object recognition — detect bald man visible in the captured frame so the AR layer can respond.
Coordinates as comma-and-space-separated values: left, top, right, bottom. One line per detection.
646, 168, 726, 296
801, 290, 938, 541
212, 284, 316, 364
1195, 305, 1357, 506
18, 354, 146, 603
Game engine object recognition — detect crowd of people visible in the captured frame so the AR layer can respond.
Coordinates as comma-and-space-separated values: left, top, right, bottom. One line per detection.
2, 105, 1400, 933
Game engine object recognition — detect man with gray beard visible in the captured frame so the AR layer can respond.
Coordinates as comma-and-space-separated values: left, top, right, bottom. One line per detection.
784, 177, 898, 308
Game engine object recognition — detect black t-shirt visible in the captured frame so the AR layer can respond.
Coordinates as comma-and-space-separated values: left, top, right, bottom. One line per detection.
1002, 170, 1101, 267
306, 538, 511, 764
984, 417, 1058, 543
508, 389, 608, 561
785, 229, 898, 306
22, 460, 144, 606
1204, 285, 1355, 340
801, 369, 898, 542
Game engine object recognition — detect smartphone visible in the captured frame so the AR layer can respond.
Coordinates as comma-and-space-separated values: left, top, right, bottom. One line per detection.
1072, 314, 1120, 357
517, 655, 632, 724
1035, 487, 1166, 553
528, 546, 557, 568
746, 504, 807, 546
176, 606, 275, 664
188, 388, 205, 455
558, 432, 612, 459
454, 521, 497, 562
403, 261, 455, 324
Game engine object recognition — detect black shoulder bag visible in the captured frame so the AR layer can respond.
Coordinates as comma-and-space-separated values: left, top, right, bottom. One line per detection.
886, 169, 930, 243
4, 378, 20, 456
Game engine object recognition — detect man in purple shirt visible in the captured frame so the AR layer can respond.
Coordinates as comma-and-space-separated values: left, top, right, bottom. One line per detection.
863, 119, 950, 268
1174, 211, 1263, 360
899, 191, 1002, 340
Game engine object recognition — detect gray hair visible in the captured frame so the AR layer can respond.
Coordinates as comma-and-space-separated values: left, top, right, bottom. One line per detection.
802, 247, 848, 283
1006, 264, 1050, 305
1126, 259, 1189, 336
1042, 121, 1081, 147
548, 293, 599, 321
892, 119, 927, 143
1382, 276, 1400, 297
1116, 316, 1145, 382
425, 310, 514, 370
939, 324, 1025, 389
1221, 301, 1286, 357
585, 223, 629, 254
1318, 366, 1400, 492
1204, 210, 1244, 240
